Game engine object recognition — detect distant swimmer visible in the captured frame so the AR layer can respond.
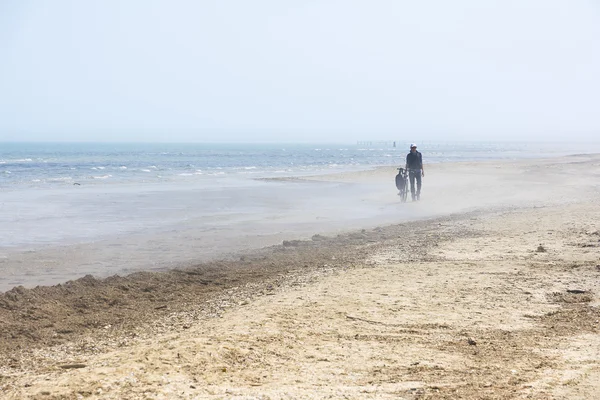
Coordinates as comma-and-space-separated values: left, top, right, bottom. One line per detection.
405, 144, 424, 201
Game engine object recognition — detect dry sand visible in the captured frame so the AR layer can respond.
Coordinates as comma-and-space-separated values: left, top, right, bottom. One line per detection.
1, 156, 600, 399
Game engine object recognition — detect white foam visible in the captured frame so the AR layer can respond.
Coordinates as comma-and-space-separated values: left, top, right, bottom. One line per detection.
92, 175, 112, 179
140, 169, 152, 173
119, 166, 127, 170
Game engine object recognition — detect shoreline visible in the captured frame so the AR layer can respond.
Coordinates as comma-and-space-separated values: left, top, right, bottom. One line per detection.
1, 153, 600, 293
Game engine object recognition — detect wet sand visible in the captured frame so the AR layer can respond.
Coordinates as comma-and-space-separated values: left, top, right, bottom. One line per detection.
1, 155, 599, 399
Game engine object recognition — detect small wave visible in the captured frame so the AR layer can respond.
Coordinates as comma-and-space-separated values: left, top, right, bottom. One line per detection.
3, 170, 11, 174
49, 177, 73, 182
8, 158, 33, 163
91, 175, 112, 179
140, 169, 151, 172
31, 179, 41, 182
178, 173, 194, 176
119, 166, 127, 170
148, 166, 158, 169
244, 166, 257, 170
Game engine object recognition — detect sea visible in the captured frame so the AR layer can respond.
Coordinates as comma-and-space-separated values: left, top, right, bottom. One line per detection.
0, 141, 594, 189
1, 140, 599, 290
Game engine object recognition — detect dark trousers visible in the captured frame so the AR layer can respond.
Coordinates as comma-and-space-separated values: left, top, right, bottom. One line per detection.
409, 169, 422, 197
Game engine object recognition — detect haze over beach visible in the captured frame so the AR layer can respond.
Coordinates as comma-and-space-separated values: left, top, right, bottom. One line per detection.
1, 1, 600, 399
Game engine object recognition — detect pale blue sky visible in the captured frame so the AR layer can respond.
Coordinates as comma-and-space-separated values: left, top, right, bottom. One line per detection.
1, 0, 599, 142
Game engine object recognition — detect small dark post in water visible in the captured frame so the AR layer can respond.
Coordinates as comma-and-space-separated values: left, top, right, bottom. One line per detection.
393, 141, 396, 148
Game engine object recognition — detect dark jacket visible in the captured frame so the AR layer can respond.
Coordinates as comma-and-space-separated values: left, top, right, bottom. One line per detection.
406, 151, 423, 170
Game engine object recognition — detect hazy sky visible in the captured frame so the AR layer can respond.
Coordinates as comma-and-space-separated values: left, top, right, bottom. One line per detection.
1, 0, 599, 143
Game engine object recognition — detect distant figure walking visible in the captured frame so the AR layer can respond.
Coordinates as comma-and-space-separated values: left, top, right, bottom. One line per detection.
405, 143, 424, 201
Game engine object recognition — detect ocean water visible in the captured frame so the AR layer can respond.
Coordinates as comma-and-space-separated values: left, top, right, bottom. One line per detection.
1, 141, 594, 190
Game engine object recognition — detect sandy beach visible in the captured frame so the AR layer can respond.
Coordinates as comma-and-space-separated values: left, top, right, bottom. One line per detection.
1, 155, 600, 399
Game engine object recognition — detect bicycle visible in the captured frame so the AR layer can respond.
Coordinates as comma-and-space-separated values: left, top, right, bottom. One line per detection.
395, 167, 409, 203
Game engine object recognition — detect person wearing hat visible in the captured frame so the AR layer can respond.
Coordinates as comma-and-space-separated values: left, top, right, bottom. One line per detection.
405, 143, 424, 201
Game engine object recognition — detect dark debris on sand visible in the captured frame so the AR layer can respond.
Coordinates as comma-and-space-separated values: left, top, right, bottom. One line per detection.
0, 214, 468, 362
